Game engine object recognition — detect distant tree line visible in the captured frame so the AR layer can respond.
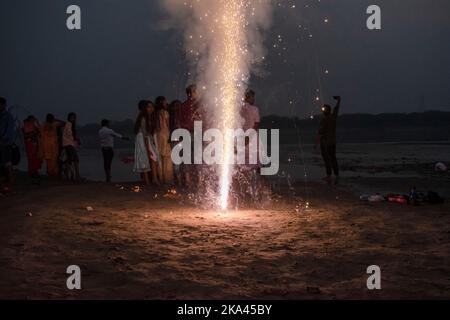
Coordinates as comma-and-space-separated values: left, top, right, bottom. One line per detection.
76, 111, 450, 147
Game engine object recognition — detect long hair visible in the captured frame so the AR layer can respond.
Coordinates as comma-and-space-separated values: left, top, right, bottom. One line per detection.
134, 101, 153, 135
154, 96, 167, 132
46, 113, 55, 124
68, 112, 77, 140
155, 96, 166, 112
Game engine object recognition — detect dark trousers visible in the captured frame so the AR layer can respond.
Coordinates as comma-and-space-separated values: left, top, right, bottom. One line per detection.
102, 147, 114, 181
320, 143, 339, 177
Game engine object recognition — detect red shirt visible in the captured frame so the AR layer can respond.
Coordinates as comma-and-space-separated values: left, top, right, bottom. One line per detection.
180, 98, 202, 132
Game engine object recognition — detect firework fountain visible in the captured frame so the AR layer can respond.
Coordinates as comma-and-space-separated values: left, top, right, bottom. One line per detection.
161, 0, 272, 209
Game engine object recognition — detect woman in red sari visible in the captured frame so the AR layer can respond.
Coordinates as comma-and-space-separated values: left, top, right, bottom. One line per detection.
22, 116, 42, 180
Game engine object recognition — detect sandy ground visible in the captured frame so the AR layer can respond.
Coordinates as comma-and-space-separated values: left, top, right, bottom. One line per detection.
1, 174, 450, 300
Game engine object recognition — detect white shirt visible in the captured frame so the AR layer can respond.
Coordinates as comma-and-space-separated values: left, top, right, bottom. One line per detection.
99, 127, 122, 148
241, 102, 260, 131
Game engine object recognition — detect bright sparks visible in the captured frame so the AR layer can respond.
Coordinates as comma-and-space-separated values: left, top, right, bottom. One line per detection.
162, 0, 272, 210
218, 0, 247, 210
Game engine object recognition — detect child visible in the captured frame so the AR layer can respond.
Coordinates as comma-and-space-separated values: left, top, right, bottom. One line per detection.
62, 113, 81, 182
98, 119, 129, 183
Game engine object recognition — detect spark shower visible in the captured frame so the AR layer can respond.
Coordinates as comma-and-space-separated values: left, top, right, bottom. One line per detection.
161, 0, 273, 209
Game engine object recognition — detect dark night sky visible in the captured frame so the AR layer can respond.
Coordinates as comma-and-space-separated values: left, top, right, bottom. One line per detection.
1, 0, 450, 124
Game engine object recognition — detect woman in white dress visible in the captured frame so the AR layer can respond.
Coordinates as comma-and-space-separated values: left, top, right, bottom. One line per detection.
134, 100, 158, 185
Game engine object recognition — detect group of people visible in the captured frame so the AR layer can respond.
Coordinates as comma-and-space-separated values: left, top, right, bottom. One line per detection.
1, 90, 341, 194
0, 85, 261, 192
0, 97, 84, 192
133, 97, 174, 186
131, 84, 262, 188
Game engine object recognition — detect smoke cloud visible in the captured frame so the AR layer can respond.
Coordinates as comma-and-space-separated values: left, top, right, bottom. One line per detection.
160, 0, 273, 208
159, 0, 273, 124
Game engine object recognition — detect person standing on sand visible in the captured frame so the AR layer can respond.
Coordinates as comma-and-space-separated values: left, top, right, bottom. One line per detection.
237, 89, 263, 201
0, 97, 16, 193
40, 114, 65, 177
134, 100, 159, 186
148, 102, 161, 186
180, 85, 202, 188
98, 119, 129, 183
169, 100, 182, 134
241, 89, 261, 161
240, 89, 261, 172
155, 96, 174, 185
62, 112, 81, 182
317, 96, 341, 185
241, 89, 261, 132
169, 100, 183, 186
22, 115, 42, 183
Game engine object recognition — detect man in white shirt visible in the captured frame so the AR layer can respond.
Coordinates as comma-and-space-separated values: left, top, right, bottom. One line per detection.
240, 89, 261, 170
98, 119, 129, 182
241, 89, 261, 131
237, 89, 263, 203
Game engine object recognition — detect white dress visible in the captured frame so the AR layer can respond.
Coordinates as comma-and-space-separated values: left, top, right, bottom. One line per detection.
134, 119, 158, 173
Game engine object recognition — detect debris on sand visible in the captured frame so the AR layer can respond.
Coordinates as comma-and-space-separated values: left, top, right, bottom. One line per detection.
361, 189, 445, 206
26, 212, 33, 217
387, 195, 408, 205
86, 206, 94, 212
368, 195, 385, 202
360, 194, 385, 202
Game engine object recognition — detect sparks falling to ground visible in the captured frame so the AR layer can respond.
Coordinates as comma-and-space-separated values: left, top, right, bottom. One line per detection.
162, 0, 272, 209
218, 0, 246, 210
